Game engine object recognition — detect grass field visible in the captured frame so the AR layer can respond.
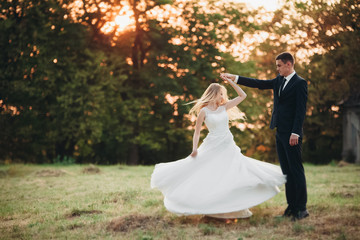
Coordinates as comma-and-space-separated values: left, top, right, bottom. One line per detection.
0, 163, 359, 240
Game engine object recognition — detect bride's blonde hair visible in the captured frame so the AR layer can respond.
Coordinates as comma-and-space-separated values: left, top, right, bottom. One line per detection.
188, 83, 245, 121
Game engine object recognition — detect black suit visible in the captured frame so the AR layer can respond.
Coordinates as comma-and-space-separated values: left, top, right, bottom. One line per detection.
237, 73, 308, 212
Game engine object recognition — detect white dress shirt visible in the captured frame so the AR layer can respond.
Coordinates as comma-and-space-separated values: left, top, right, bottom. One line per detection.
283, 71, 296, 90
279, 71, 296, 96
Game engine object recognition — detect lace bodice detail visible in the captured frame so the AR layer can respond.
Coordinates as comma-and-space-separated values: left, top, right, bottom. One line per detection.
203, 106, 229, 134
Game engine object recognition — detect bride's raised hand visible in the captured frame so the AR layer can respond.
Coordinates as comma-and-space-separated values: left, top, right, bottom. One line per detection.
220, 73, 227, 81
190, 150, 198, 157
220, 73, 228, 82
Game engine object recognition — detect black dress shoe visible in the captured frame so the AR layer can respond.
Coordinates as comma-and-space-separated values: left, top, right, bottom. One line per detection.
282, 207, 293, 217
291, 210, 309, 221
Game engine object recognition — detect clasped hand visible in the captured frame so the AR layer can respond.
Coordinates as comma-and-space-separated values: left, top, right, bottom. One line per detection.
220, 73, 236, 82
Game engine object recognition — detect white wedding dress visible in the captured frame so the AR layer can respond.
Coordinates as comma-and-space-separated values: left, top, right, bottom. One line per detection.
151, 105, 286, 218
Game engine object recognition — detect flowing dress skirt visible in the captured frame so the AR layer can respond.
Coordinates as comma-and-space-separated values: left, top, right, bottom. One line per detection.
151, 129, 286, 217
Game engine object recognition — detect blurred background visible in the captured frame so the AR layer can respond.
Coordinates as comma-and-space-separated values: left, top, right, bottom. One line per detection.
0, 0, 359, 165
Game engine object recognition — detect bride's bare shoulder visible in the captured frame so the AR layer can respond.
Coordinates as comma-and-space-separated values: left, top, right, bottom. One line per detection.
199, 107, 207, 115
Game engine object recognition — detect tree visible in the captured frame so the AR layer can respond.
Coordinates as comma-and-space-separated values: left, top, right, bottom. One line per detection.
75, 0, 260, 164
291, 0, 360, 163
0, 0, 127, 163
248, 0, 360, 163
0, 0, 268, 164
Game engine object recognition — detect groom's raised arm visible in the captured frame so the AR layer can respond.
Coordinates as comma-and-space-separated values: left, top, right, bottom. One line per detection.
222, 73, 275, 90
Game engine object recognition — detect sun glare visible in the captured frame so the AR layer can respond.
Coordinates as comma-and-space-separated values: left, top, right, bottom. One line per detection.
234, 0, 281, 11
115, 14, 133, 31
101, 6, 134, 34
115, 6, 134, 31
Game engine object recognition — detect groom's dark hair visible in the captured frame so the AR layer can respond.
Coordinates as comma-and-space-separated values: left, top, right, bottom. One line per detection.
276, 52, 294, 65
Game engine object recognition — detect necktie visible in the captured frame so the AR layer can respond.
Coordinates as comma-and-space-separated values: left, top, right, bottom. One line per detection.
279, 77, 286, 96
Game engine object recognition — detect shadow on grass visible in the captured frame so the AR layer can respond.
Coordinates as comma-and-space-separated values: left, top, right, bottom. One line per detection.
66, 209, 103, 219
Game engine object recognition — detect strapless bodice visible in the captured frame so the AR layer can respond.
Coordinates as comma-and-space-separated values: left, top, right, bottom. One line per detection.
203, 106, 230, 135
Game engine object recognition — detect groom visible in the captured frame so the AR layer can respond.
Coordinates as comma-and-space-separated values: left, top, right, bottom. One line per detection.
221, 52, 309, 221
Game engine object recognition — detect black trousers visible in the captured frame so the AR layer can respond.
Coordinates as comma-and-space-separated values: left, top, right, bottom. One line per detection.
276, 131, 307, 211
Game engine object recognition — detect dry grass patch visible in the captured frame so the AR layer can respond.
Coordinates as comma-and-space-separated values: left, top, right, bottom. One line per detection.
0, 169, 8, 178
82, 164, 100, 174
1, 216, 31, 229
301, 209, 360, 239
108, 214, 172, 232
35, 169, 66, 177
338, 160, 351, 167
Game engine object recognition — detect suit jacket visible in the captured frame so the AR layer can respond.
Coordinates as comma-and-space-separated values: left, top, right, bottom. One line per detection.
237, 74, 308, 137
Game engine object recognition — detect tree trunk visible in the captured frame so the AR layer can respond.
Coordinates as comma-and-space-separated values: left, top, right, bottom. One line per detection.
128, 143, 139, 165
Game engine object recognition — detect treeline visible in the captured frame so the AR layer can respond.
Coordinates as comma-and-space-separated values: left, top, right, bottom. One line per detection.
0, 0, 358, 165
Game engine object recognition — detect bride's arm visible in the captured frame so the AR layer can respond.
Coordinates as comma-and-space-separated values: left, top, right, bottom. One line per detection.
220, 75, 247, 110
190, 109, 206, 157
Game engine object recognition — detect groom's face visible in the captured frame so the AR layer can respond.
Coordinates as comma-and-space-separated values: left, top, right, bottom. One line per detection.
276, 60, 292, 77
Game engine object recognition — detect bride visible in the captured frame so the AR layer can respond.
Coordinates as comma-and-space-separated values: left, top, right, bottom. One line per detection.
151, 75, 286, 219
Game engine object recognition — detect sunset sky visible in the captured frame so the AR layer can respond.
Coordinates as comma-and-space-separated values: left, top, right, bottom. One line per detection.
236, 0, 282, 11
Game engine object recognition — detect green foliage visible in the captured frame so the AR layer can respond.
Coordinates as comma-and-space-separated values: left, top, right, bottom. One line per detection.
0, 0, 127, 163
53, 155, 76, 165
243, 0, 360, 163
290, 0, 359, 163
92, 0, 260, 164
1, 0, 354, 165
1, 0, 259, 164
